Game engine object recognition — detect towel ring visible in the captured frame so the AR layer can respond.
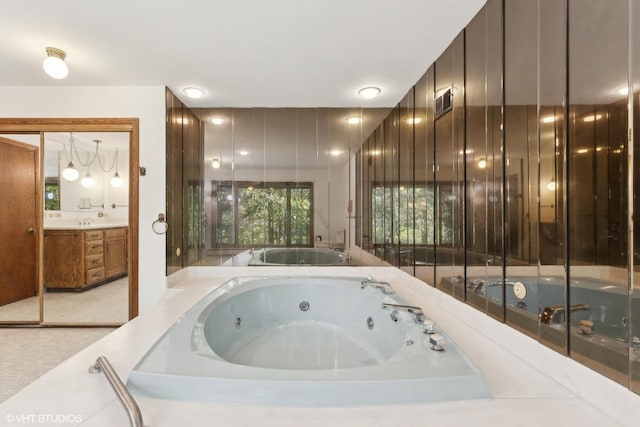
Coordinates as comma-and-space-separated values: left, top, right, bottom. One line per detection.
152, 213, 168, 235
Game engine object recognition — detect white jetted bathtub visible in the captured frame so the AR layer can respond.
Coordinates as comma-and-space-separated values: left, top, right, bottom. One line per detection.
127, 276, 490, 405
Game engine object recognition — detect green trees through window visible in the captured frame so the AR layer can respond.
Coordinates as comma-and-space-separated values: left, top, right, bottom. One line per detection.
372, 184, 451, 245
213, 181, 313, 247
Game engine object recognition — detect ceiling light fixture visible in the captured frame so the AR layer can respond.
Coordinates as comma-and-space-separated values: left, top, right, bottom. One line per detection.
211, 117, 225, 125
61, 134, 122, 188
345, 116, 362, 125
110, 147, 123, 188
477, 158, 487, 169
238, 150, 249, 156
43, 47, 69, 79
546, 181, 557, 191
183, 87, 205, 99
62, 159, 80, 181
330, 149, 343, 156
541, 116, 556, 124
81, 171, 95, 188
211, 157, 221, 169
583, 114, 603, 122
358, 87, 381, 99
616, 86, 629, 96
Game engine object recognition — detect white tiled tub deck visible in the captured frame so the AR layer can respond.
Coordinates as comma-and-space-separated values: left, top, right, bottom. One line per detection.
2, 266, 640, 426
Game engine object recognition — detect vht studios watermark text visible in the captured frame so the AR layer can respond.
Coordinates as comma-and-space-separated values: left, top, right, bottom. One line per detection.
5, 413, 83, 424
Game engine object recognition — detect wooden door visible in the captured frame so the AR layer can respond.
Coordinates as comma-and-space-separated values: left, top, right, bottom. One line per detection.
0, 137, 38, 306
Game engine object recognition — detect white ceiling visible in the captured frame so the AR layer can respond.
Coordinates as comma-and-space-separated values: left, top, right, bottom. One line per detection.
0, 0, 486, 108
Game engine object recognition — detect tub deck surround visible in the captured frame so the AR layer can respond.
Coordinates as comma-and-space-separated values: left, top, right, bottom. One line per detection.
126, 276, 489, 405
0, 267, 639, 426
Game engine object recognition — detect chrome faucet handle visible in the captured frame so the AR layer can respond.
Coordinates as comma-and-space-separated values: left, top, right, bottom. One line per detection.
429, 333, 445, 351
422, 319, 434, 334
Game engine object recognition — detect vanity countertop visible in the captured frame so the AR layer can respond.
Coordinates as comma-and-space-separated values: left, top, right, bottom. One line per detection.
43, 223, 128, 230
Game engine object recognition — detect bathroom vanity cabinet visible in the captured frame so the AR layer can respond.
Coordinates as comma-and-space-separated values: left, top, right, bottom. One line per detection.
44, 226, 127, 290
104, 228, 127, 279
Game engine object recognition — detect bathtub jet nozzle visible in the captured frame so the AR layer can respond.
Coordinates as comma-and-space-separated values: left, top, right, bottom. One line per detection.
382, 303, 425, 323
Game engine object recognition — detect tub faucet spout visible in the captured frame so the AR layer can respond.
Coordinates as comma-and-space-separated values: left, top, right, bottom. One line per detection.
361, 280, 395, 294
382, 303, 425, 323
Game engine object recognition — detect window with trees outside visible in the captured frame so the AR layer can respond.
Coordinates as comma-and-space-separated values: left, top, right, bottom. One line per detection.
213, 181, 313, 247
371, 183, 453, 245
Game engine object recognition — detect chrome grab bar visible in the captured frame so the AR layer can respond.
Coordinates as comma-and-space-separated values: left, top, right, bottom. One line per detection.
89, 356, 144, 427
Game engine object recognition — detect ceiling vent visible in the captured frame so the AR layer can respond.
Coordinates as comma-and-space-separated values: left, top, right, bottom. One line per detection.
435, 88, 453, 119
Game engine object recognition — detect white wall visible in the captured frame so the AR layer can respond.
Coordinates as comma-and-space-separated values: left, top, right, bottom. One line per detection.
0, 86, 167, 313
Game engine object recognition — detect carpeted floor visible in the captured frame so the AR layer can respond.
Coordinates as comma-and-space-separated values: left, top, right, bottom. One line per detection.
0, 277, 128, 323
0, 327, 116, 403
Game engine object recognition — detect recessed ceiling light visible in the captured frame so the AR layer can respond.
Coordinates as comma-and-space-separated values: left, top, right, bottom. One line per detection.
330, 149, 343, 156
238, 150, 249, 156
211, 157, 221, 168
43, 47, 69, 79
616, 86, 629, 96
211, 117, 225, 125
183, 87, 205, 99
345, 116, 362, 125
358, 86, 381, 99
583, 114, 602, 122
541, 116, 556, 123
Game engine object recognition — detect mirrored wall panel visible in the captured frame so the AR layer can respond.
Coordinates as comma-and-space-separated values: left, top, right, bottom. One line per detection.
464, 0, 504, 318
194, 108, 389, 267
42, 132, 130, 324
352, 0, 640, 395
632, 0, 640, 395
569, 0, 630, 384
0, 131, 130, 325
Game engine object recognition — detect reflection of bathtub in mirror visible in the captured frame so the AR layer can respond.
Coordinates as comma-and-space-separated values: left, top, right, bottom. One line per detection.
393, 247, 493, 266
439, 274, 638, 376
224, 247, 354, 266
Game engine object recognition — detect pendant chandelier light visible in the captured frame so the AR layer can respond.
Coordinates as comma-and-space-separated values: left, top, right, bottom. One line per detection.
62, 133, 123, 188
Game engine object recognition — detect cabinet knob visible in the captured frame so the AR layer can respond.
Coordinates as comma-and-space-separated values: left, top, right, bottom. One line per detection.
27, 227, 36, 234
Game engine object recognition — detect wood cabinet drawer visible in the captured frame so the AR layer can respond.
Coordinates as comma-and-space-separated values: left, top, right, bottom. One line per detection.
85, 253, 104, 269
104, 228, 127, 239
85, 239, 104, 255
84, 230, 104, 241
86, 267, 105, 285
